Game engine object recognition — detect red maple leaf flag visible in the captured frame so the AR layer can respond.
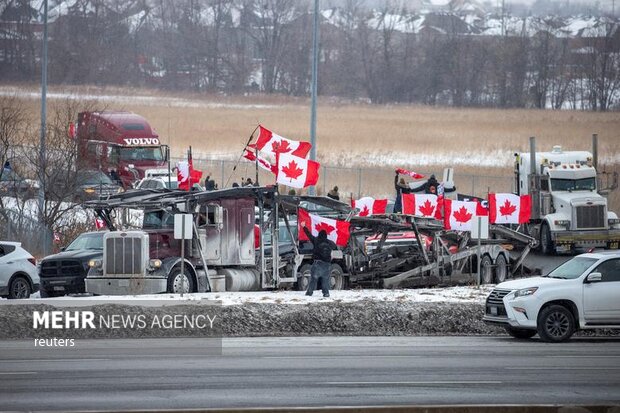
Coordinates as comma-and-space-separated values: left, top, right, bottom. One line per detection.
95, 218, 106, 230
243, 149, 277, 174
177, 149, 203, 191
298, 208, 350, 247
488, 193, 532, 224
402, 194, 442, 219
443, 199, 487, 231
351, 197, 388, 216
276, 152, 319, 189
396, 167, 425, 180
252, 125, 312, 159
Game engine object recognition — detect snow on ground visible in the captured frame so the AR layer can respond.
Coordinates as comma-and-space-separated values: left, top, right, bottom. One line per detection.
18, 286, 495, 306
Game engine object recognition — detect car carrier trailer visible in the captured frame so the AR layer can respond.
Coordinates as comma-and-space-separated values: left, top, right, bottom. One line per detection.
82, 187, 535, 295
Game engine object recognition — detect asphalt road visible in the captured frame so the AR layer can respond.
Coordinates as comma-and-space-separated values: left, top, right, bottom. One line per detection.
1, 336, 620, 411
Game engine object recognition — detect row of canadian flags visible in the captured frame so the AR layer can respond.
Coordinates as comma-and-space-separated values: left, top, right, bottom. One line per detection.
353, 193, 532, 230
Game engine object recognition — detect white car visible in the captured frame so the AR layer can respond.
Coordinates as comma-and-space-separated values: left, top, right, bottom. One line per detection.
0, 242, 39, 299
483, 251, 620, 342
135, 176, 179, 190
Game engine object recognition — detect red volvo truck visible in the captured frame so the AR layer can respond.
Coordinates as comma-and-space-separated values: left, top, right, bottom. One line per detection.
76, 111, 170, 188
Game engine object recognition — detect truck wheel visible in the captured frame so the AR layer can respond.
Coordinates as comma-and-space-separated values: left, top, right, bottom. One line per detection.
296, 264, 311, 291
537, 305, 575, 343
480, 255, 493, 284
330, 264, 345, 290
505, 327, 536, 339
167, 267, 195, 294
494, 254, 508, 284
8, 275, 31, 299
540, 224, 555, 255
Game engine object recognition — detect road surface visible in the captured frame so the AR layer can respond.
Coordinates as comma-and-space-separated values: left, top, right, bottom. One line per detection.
1, 336, 619, 411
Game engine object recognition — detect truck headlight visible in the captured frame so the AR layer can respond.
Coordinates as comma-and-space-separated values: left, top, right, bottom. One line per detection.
514, 287, 538, 298
608, 218, 620, 226
553, 220, 570, 228
84, 187, 96, 194
117, 187, 125, 193
88, 259, 102, 268
148, 259, 162, 270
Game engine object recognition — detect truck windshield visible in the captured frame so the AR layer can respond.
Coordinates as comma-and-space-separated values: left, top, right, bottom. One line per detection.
546, 256, 597, 279
66, 233, 104, 251
143, 210, 175, 229
550, 177, 596, 192
118, 147, 164, 162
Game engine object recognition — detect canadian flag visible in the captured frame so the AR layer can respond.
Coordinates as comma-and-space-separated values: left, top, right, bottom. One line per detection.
276, 152, 320, 189
298, 208, 350, 247
489, 193, 532, 224
443, 199, 488, 231
243, 149, 277, 174
95, 218, 106, 230
352, 197, 388, 216
177, 148, 203, 191
68, 122, 76, 139
402, 193, 442, 219
251, 125, 312, 159
396, 167, 425, 180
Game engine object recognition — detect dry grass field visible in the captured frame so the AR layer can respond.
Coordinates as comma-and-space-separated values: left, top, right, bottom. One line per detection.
5, 84, 620, 209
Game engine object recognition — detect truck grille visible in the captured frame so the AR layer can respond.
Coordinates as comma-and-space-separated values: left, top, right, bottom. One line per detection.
105, 236, 143, 276
40, 260, 84, 277
485, 288, 511, 317
575, 205, 605, 229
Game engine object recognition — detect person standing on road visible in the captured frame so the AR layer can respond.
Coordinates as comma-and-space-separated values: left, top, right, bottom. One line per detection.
301, 221, 336, 298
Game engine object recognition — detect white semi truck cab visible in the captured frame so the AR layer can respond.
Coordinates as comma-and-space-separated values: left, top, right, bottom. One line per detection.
515, 137, 620, 254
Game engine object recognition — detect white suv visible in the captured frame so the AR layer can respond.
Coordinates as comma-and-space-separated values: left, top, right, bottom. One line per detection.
483, 252, 620, 342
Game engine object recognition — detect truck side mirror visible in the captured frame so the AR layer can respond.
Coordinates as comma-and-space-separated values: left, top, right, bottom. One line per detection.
585, 272, 602, 283
163, 145, 170, 162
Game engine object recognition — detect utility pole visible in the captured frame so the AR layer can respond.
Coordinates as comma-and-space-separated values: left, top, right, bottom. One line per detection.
308, 0, 319, 196
38, 0, 48, 254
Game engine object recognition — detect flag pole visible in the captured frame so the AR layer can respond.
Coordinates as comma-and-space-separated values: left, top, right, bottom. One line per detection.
255, 145, 259, 187
188, 147, 191, 191
227, 124, 260, 187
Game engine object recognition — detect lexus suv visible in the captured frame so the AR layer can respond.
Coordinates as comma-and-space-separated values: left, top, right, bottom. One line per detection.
39, 232, 105, 297
483, 251, 620, 342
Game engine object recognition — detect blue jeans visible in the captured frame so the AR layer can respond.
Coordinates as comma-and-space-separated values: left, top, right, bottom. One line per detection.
306, 260, 331, 297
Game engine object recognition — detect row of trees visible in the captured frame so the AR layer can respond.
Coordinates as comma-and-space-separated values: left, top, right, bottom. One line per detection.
1, 0, 619, 110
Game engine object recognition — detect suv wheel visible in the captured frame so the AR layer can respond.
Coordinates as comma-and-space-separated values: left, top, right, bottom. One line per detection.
505, 326, 536, 339
8, 276, 31, 299
537, 305, 575, 343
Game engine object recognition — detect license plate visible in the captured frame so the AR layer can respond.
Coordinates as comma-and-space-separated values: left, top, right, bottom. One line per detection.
490, 306, 498, 316
53, 286, 65, 291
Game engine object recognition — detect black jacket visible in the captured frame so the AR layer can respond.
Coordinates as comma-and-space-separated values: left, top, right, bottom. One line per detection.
303, 226, 336, 262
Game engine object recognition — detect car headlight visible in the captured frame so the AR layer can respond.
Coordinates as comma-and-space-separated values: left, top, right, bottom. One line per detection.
117, 187, 125, 193
88, 259, 102, 268
84, 188, 96, 194
514, 287, 538, 298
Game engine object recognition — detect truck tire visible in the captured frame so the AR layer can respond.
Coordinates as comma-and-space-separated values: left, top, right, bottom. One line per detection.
167, 266, 195, 294
537, 304, 575, 343
540, 223, 555, 255
480, 255, 493, 284
505, 327, 537, 339
330, 263, 345, 290
296, 264, 312, 291
494, 254, 508, 284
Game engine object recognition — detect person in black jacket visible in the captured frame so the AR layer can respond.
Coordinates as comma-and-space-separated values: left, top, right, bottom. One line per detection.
301, 221, 336, 297
393, 172, 411, 213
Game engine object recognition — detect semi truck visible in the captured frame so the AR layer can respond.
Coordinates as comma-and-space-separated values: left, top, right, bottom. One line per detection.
76, 111, 170, 188
516, 136, 620, 254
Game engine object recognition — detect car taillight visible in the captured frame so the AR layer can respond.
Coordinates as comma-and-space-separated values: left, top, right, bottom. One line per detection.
28, 258, 36, 266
